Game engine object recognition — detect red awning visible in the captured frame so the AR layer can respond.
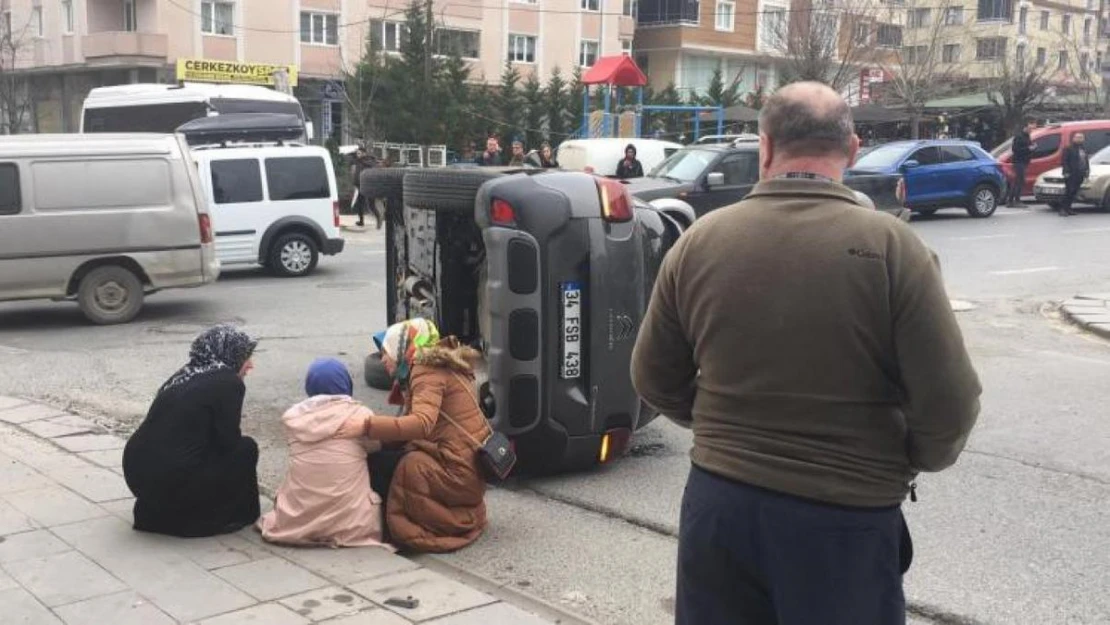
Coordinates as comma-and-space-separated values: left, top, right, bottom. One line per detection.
581, 55, 648, 87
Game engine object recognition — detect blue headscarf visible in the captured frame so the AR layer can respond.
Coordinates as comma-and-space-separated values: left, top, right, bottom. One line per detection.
305, 358, 354, 397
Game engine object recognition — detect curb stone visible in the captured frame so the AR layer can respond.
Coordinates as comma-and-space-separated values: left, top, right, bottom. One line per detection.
1059, 294, 1110, 339
0, 396, 581, 625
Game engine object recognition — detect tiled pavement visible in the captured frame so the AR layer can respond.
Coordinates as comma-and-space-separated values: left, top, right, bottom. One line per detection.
0, 396, 558, 625
1059, 294, 1110, 339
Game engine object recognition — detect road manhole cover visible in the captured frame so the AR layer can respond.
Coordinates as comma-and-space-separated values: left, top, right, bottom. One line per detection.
317, 281, 372, 290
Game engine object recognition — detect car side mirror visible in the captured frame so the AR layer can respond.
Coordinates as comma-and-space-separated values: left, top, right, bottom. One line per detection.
901, 160, 920, 170
706, 172, 725, 187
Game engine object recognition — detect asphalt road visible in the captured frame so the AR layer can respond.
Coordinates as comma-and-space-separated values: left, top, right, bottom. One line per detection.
2, 205, 1109, 625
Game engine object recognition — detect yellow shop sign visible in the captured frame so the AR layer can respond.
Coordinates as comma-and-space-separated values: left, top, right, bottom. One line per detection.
175, 59, 299, 87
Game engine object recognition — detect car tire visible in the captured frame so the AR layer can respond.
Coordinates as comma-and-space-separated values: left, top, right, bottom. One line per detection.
1100, 190, 1110, 212
364, 352, 393, 390
360, 167, 406, 200
966, 184, 999, 218
403, 169, 505, 214
270, 232, 319, 277
77, 265, 144, 325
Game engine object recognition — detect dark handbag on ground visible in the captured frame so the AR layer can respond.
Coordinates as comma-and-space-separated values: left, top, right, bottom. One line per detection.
439, 373, 517, 483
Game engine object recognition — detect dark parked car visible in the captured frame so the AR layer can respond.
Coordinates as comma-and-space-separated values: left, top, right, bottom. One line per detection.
849, 139, 1006, 217
623, 143, 904, 218
363, 167, 691, 474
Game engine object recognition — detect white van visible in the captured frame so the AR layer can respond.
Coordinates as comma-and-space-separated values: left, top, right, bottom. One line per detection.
555, 138, 683, 176
192, 143, 345, 277
0, 134, 219, 324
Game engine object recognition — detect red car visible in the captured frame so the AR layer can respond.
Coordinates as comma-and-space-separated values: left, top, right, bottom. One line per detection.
993, 120, 1110, 196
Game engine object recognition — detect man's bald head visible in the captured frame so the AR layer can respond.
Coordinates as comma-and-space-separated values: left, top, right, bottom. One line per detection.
759, 82, 855, 159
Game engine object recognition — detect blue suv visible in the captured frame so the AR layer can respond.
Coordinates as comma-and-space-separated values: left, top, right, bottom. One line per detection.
847, 140, 1006, 218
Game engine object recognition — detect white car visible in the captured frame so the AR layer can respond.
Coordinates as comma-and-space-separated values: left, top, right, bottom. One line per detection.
555, 138, 683, 177
193, 143, 345, 277
1033, 144, 1110, 210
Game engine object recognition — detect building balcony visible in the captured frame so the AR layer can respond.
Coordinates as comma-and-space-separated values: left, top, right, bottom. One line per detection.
83, 31, 168, 63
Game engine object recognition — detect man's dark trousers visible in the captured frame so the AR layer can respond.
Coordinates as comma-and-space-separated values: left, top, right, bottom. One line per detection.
1061, 175, 1083, 215
1009, 163, 1027, 205
676, 465, 907, 625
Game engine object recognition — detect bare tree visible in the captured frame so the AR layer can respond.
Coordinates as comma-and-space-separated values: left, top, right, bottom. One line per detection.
984, 33, 1080, 137
769, 0, 880, 92
0, 11, 34, 134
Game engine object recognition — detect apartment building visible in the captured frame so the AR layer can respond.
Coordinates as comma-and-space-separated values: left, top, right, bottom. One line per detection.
632, 0, 783, 98
0, 0, 632, 136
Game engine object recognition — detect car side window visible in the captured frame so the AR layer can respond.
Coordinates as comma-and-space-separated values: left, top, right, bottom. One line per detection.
0, 163, 20, 215
712, 153, 759, 185
211, 159, 263, 204
940, 146, 975, 163
265, 157, 330, 201
1081, 130, 1110, 154
910, 147, 941, 166
1030, 134, 1061, 159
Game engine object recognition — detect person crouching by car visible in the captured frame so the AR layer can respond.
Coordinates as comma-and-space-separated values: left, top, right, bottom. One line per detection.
616, 144, 644, 179
336, 318, 489, 553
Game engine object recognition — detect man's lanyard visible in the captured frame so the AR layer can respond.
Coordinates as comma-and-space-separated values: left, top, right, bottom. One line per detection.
774, 172, 835, 183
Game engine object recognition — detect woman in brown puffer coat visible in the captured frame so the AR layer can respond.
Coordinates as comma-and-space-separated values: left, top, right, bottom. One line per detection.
340, 318, 488, 553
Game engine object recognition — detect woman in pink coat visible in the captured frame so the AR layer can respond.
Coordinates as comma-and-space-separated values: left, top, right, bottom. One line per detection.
258, 358, 391, 549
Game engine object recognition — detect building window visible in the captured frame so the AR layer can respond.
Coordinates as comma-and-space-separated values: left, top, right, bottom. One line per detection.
908, 8, 930, 28
1081, 51, 1090, 75
1040, 10, 1049, 30
1016, 42, 1026, 73
201, 1, 234, 36
621, 39, 632, 55
508, 34, 537, 63
976, 37, 1006, 60
876, 24, 902, 48
370, 21, 407, 53
623, 0, 638, 17
1036, 47, 1046, 66
1, 11, 10, 42
579, 39, 599, 66
903, 45, 928, 64
760, 6, 786, 50
943, 7, 964, 25
1062, 14, 1071, 35
30, 6, 42, 37
1084, 17, 1092, 44
124, 0, 136, 32
1058, 49, 1068, 71
716, 0, 735, 31
300, 12, 339, 46
1018, 6, 1027, 34
942, 43, 961, 63
853, 22, 870, 45
434, 29, 480, 59
581, 0, 600, 11
62, 0, 74, 34
977, 0, 1012, 22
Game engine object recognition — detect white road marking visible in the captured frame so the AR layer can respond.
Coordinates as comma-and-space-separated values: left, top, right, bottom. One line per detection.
949, 234, 1017, 242
989, 266, 1060, 276
1061, 227, 1110, 235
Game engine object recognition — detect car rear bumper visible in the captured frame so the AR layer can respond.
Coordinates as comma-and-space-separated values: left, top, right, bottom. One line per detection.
322, 237, 345, 255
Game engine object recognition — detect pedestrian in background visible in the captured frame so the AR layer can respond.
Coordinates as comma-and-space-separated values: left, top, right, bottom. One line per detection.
1007, 119, 1036, 208
508, 139, 526, 167
539, 141, 558, 168
477, 137, 502, 166
350, 145, 376, 227
615, 144, 644, 179
1060, 132, 1089, 217
631, 81, 981, 625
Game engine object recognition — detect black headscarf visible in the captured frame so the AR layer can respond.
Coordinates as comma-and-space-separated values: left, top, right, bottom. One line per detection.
160, 324, 257, 393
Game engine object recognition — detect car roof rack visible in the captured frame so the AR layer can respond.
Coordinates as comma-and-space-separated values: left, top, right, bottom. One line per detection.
176, 113, 304, 147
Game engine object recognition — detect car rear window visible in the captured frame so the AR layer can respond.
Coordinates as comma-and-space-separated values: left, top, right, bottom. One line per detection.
211, 159, 263, 204
265, 157, 330, 201
0, 163, 20, 215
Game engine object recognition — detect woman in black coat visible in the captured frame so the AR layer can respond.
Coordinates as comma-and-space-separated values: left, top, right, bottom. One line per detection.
123, 325, 261, 538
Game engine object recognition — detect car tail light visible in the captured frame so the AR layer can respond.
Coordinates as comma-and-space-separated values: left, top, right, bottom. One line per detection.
596, 178, 634, 223
490, 198, 516, 226
333, 201, 341, 227
599, 428, 633, 464
198, 214, 213, 244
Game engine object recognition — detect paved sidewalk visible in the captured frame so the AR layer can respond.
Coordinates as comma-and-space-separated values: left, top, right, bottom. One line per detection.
1059, 294, 1110, 339
0, 396, 557, 625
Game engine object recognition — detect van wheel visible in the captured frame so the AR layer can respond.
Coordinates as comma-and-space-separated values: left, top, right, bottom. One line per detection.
364, 352, 393, 390
966, 185, 998, 218
270, 233, 319, 277
360, 167, 407, 200
77, 266, 144, 325
403, 169, 505, 214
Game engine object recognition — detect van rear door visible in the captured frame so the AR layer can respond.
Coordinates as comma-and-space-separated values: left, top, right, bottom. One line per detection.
175, 135, 219, 280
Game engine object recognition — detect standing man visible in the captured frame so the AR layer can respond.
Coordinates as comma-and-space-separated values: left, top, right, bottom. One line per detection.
631, 81, 981, 625
477, 136, 503, 166
1060, 132, 1090, 217
351, 144, 380, 228
508, 139, 526, 167
1007, 119, 1036, 207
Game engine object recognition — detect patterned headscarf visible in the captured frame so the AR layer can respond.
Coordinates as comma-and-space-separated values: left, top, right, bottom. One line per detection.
373, 318, 440, 386
160, 324, 257, 393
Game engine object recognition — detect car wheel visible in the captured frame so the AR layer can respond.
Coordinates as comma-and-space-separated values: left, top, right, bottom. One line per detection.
1100, 189, 1110, 212
364, 352, 393, 390
77, 265, 144, 325
403, 169, 505, 214
359, 167, 406, 201
270, 232, 319, 277
967, 185, 999, 218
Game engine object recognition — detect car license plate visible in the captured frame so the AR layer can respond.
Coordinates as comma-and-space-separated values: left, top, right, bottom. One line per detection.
561, 282, 582, 379
1038, 186, 1063, 195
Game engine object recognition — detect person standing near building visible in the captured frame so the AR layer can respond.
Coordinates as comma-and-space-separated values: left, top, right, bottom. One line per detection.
1060, 132, 1090, 217
631, 81, 981, 625
1007, 119, 1036, 208
477, 137, 502, 166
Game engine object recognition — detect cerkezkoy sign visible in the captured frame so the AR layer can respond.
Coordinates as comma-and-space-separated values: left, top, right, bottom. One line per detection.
175, 59, 299, 87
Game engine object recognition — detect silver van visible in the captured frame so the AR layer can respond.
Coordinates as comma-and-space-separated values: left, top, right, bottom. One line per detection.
0, 134, 219, 324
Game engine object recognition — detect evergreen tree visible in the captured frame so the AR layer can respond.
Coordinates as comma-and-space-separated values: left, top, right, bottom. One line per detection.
520, 73, 545, 149
497, 62, 523, 146
567, 67, 586, 138
438, 55, 475, 151
652, 83, 683, 140
544, 67, 568, 146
